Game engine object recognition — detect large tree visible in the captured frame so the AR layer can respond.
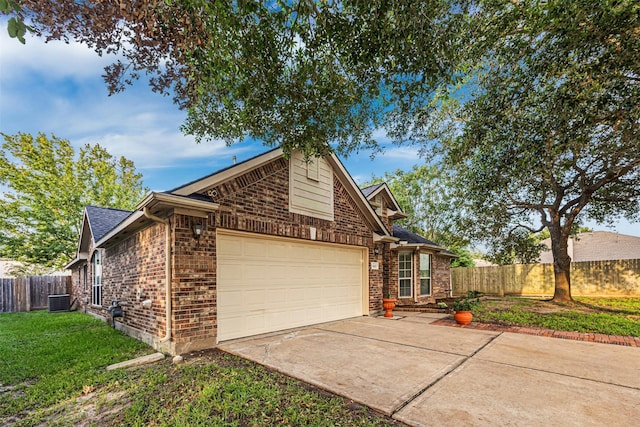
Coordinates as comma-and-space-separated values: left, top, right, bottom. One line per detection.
7, 0, 464, 157
0, 133, 147, 269
427, 1, 640, 301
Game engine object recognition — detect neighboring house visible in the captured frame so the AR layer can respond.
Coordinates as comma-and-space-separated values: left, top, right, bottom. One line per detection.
66, 149, 455, 355
0, 259, 22, 278
539, 231, 640, 264
1, 258, 70, 278
472, 259, 497, 267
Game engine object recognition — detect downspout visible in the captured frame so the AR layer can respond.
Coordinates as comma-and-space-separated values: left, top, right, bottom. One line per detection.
143, 207, 172, 343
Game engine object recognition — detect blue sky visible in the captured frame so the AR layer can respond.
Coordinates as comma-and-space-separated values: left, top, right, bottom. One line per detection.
0, 31, 638, 237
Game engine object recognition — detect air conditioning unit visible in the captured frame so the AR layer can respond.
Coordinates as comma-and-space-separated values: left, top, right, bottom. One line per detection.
48, 294, 70, 312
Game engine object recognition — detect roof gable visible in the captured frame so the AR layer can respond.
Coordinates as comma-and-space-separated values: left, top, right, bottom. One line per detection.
168, 149, 391, 236
360, 182, 405, 215
85, 205, 133, 242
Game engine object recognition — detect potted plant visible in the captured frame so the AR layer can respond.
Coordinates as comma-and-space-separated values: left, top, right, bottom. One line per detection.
382, 290, 396, 318
451, 292, 481, 325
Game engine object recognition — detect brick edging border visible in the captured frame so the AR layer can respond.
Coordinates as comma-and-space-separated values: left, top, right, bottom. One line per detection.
431, 317, 640, 347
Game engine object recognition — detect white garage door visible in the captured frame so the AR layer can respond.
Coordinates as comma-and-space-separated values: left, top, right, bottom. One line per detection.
217, 230, 367, 341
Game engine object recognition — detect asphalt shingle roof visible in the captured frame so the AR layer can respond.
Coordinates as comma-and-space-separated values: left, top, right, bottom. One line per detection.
85, 205, 133, 241
392, 224, 441, 246
360, 183, 384, 198
539, 231, 640, 263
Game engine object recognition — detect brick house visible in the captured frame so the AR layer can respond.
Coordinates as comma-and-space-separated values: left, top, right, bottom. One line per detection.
66, 149, 455, 355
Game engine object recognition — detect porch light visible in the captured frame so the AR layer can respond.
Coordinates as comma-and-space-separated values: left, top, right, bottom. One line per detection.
374, 246, 380, 256
192, 222, 204, 239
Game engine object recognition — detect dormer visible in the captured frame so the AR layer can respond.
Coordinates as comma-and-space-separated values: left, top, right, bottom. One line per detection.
361, 183, 407, 231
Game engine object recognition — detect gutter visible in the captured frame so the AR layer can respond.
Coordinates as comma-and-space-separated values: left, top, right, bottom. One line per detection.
143, 207, 172, 344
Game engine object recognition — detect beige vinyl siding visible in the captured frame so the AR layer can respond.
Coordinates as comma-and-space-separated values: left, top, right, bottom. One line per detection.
289, 150, 334, 220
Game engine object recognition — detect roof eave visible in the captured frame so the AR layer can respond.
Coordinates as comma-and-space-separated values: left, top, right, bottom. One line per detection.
170, 149, 284, 196
98, 193, 220, 248
64, 255, 88, 270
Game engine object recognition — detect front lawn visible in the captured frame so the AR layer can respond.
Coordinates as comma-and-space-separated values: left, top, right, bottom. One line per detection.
0, 311, 396, 427
472, 297, 640, 336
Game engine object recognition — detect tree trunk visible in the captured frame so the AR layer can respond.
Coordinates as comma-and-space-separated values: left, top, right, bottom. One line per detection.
549, 225, 572, 302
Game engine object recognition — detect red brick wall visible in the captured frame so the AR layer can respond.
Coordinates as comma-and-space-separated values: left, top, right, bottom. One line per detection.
171, 213, 217, 352
70, 262, 87, 311
98, 157, 383, 354
100, 223, 167, 336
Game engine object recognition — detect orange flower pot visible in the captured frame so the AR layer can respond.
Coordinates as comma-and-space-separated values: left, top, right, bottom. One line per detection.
382, 298, 396, 318
454, 310, 473, 325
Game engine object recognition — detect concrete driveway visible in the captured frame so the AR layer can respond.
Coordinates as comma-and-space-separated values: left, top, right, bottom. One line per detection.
219, 312, 640, 426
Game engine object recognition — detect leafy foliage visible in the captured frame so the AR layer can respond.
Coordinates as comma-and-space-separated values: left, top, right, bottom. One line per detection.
0, 133, 147, 269
8, 0, 465, 158
0, 0, 29, 43
452, 291, 482, 312
364, 164, 475, 266
427, 1, 640, 299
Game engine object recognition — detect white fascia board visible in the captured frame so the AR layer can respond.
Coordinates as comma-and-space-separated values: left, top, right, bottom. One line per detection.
366, 183, 405, 215
136, 192, 220, 212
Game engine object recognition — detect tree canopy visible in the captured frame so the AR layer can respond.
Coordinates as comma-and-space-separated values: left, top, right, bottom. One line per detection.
0, 133, 147, 269
10, 0, 464, 157
428, 0, 640, 300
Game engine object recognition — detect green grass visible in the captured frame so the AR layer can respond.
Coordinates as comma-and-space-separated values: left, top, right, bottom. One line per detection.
0, 311, 396, 427
0, 311, 152, 423
473, 297, 640, 336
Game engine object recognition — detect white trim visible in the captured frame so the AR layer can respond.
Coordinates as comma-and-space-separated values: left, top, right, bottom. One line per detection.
136, 192, 220, 212
91, 250, 102, 307
363, 183, 406, 217
398, 252, 413, 298
419, 252, 432, 296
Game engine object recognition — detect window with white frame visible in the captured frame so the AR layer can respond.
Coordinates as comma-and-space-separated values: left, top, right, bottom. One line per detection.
92, 251, 102, 306
83, 264, 88, 292
398, 252, 413, 298
420, 253, 431, 296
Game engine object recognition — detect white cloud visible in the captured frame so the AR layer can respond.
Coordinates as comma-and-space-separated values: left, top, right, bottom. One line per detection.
377, 145, 421, 160
0, 29, 113, 81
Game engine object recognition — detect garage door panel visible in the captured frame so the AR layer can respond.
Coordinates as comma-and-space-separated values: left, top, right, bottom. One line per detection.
217, 231, 365, 341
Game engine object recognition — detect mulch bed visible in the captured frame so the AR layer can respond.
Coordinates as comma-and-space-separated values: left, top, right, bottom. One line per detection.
431, 317, 640, 347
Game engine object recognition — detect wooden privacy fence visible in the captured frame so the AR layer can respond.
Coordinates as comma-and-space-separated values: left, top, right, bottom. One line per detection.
0, 275, 71, 313
452, 259, 640, 297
